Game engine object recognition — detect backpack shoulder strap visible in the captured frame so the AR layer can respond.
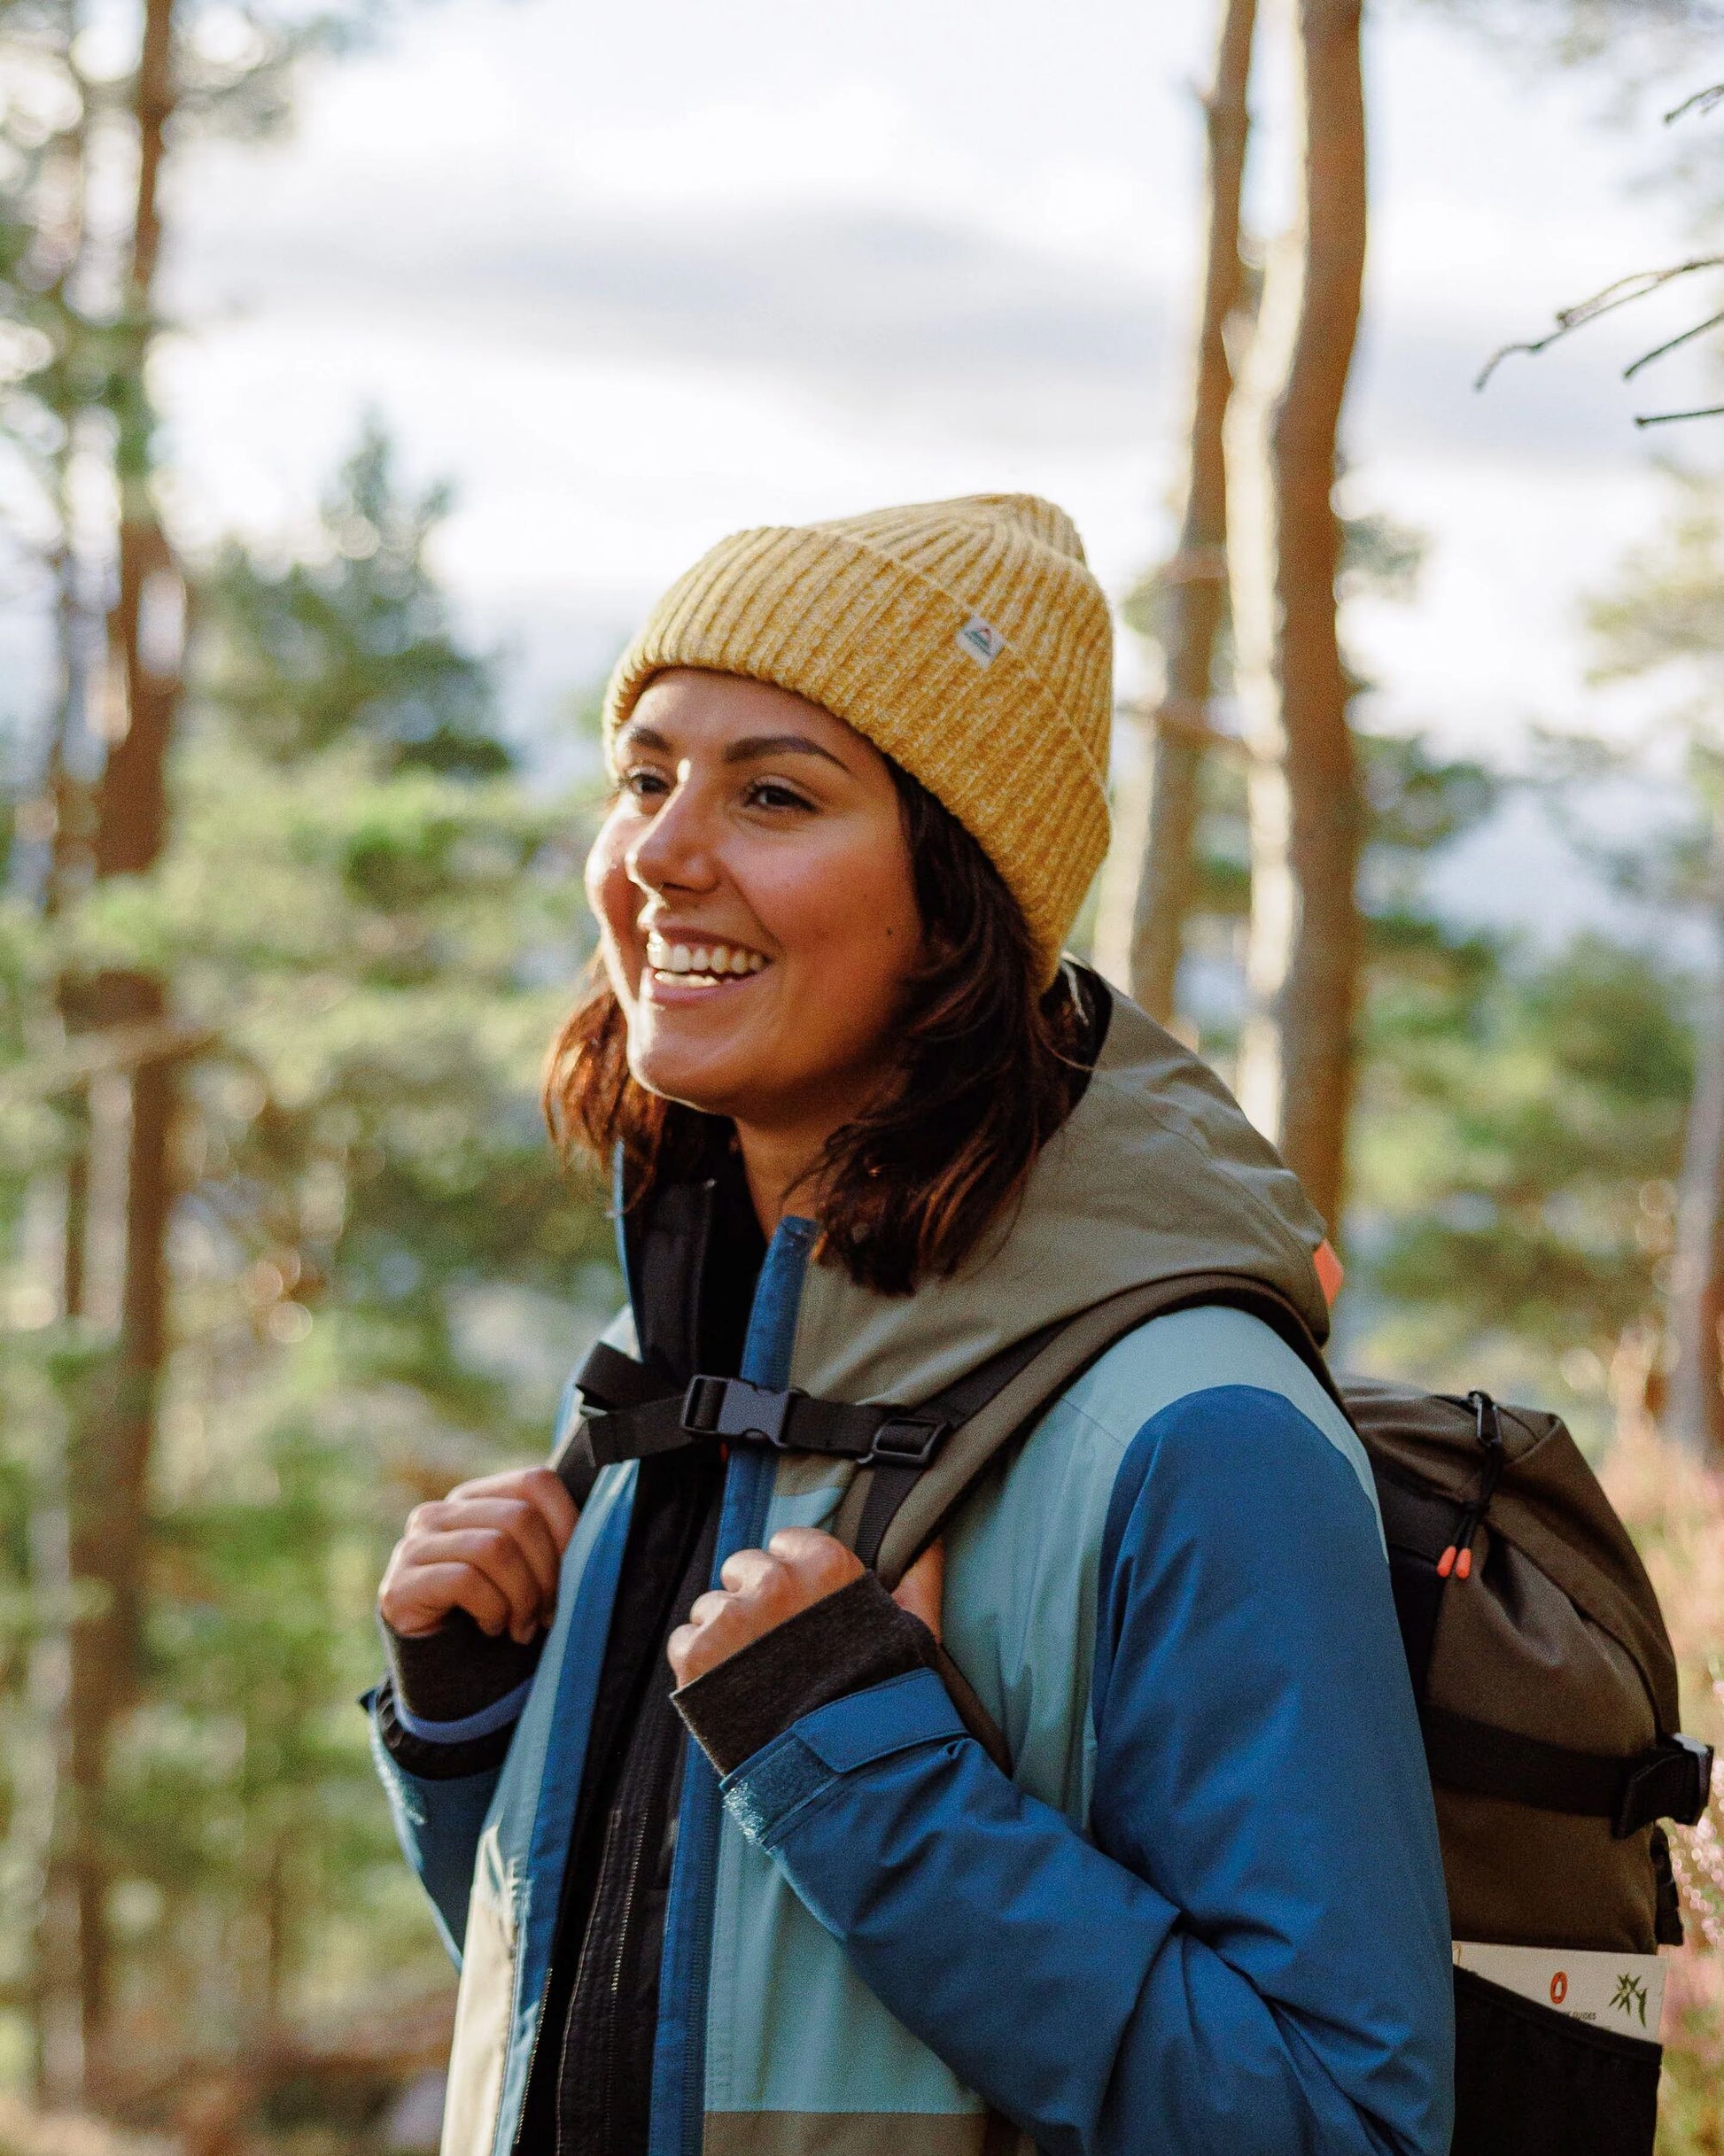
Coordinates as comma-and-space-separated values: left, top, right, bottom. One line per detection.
834, 1270, 1332, 1589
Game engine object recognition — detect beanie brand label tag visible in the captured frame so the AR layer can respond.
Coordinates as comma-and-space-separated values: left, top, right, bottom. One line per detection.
956, 616, 1005, 667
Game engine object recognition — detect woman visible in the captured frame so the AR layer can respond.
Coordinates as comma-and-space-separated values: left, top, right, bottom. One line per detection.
371, 495, 1453, 2156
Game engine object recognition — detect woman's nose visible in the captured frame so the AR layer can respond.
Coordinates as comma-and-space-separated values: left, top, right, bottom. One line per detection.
626, 779, 719, 897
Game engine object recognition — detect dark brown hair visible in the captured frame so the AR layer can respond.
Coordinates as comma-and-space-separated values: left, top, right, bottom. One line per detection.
543, 763, 1091, 1295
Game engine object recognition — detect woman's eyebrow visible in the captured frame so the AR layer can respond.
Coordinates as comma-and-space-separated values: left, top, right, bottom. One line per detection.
721, 733, 851, 771
617, 723, 851, 773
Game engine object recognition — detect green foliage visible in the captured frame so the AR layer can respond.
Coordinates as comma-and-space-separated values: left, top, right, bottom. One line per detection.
1, 2, 352, 548
1354, 934, 1691, 1393
198, 423, 506, 775
0, 426, 616, 2075
1589, 468, 1724, 697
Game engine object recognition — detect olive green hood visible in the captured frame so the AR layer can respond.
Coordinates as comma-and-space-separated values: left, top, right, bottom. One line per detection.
787, 980, 1331, 1407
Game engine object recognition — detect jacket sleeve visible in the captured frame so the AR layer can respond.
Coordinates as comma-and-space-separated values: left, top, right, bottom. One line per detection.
367, 1687, 503, 1962
710, 1383, 1456, 2156
364, 1351, 608, 1957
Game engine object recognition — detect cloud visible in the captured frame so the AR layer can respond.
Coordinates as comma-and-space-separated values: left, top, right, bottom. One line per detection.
171, 168, 1685, 477
173, 198, 1174, 446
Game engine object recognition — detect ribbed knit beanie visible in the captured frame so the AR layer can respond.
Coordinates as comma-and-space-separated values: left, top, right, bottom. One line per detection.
603, 494, 1114, 982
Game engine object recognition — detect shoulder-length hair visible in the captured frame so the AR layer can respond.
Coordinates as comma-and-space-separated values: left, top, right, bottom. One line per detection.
543, 761, 1090, 1296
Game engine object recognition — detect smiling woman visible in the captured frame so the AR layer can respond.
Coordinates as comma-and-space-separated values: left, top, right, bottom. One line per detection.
583, 671, 925, 1224
370, 492, 1454, 2156
549, 667, 1088, 1291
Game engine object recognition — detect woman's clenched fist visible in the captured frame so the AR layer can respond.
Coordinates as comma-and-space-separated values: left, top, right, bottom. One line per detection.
378, 1468, 579, 1645
666, 1526, 944, 1688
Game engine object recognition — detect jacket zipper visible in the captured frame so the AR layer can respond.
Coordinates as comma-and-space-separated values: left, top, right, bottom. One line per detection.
594, 1789, 659, 2152
507, 1483, 639, 2156
555, 1803, 622, 2154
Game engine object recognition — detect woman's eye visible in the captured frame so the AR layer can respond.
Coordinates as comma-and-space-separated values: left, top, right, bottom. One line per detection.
745, 779, 813, 812
624, 768, 669, 803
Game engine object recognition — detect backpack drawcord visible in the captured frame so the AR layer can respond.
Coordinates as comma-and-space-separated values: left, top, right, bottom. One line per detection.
1438, 1391, 1507, 1581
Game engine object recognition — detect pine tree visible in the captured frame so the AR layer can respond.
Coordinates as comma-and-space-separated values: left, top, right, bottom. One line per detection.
3, 426, 615, 2105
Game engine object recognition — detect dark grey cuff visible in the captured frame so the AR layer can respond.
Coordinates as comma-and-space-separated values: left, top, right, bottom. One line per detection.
369, 1679, 517, 1781
672, 1570, 937, 1777
383, 1607, 542, 1726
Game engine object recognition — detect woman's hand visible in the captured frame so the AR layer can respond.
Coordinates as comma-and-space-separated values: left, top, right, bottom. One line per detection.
378, 1468, 579, 1646
667, 1526, 944, 1687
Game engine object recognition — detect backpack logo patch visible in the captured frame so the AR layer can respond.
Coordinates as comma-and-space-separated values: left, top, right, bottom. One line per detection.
956, 616, 1005, 666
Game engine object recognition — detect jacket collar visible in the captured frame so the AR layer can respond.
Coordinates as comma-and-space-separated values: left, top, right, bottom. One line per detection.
623, 969, 1328, 1411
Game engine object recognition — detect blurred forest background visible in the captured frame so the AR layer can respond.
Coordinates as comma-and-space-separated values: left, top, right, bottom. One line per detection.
1, 0, 1723, 2150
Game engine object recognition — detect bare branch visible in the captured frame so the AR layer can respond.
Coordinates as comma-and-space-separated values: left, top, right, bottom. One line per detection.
1476, 256, 1724, 389
1665, 82, 1724, 125
1635, 402, 1724, 427
1624, 306, 1724, 378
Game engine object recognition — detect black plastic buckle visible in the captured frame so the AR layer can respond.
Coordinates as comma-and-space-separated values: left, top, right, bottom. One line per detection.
681, 1375, 801, 1448
1613, 1732, 1715, 1837
864, 1415, 950, 1469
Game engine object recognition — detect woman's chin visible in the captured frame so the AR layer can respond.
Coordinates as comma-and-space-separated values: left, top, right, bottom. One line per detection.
627, 1038, 755, 1121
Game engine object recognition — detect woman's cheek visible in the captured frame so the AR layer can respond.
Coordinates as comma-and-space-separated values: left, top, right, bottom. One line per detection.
586, 825, 638, 958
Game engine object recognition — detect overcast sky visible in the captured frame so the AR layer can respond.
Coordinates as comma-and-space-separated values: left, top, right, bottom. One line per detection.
47, 0, 1724, 851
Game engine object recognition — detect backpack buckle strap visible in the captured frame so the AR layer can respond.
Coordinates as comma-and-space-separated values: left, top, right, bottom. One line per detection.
577, 1338, 680, 1413
582, 1394, 699, 1469
864, 1415, 951, 1469
681, 1375, 803, 1448
1614, 1732, 1714, 1838
679, 1378, 945, 1463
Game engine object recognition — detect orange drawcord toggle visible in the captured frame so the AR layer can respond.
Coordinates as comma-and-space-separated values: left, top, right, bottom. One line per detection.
1439, 1393, 1505, 1587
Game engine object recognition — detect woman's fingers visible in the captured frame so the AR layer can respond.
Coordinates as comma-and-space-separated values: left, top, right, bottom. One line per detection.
378, 1467, 581, 1645
410, 1497, 564, 1607
669, 1531, 866, 1687
514, 1466, 579, 1553
443, 1468, 579, 1557
392, 1561, 514, 1640
717, 1546, 782, 1597
395, 1527, 547, 1640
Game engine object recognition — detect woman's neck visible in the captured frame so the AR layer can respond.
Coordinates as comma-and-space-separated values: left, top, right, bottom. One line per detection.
734, 1122, 827, 1237
730, 1056, 899, 1237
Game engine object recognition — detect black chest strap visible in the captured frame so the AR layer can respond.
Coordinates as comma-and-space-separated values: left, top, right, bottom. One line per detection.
553, 1273, 1329, 1575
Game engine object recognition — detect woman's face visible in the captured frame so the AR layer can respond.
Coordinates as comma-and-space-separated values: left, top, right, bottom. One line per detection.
586, 670, 924, 1154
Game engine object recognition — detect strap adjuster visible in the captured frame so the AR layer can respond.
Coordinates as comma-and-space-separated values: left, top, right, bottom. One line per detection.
681, 1375, 801, 1448
865, 1415, 950, 1468
1615, 1732, 1714, 1837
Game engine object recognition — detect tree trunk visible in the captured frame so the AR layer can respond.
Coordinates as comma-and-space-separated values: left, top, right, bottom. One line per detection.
1125, 0, 1257, 1026
55, 0, 185, 2086
1668, 809, 1724, 1463
1228, 0, 1367, 1234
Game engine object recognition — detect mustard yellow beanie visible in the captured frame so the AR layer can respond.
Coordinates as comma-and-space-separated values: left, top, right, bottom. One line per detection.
603, 494, 1114, 982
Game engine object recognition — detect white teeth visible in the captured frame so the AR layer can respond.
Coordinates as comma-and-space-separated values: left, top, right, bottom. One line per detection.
644, 932, 769, 980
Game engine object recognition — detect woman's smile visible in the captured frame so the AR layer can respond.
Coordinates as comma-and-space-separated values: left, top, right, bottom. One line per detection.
641, 926, 773, 996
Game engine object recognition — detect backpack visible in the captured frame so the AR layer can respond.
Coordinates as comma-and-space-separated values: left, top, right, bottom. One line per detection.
562, 1271, 1714, 2156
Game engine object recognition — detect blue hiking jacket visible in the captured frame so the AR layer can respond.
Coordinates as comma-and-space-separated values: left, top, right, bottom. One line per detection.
371, 987, 1455, 2156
